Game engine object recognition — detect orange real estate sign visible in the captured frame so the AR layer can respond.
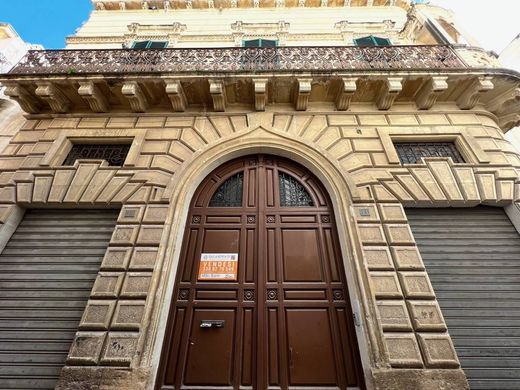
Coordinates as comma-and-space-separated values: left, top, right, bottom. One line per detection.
197, 253, 238, 281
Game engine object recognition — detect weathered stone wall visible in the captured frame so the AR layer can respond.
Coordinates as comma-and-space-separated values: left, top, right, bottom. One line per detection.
0, 107, 517, 389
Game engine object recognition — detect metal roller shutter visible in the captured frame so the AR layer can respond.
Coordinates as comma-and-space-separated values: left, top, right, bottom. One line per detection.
0, 209, 118, 389
407, 207, 520, 390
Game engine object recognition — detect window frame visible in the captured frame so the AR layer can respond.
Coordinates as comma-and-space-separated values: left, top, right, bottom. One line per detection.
132, 40, 169, 49
393, 141, 466, 165
242, 38, 279, 48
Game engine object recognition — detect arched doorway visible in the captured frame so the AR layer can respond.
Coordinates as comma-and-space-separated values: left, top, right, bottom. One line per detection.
157, 155, 365, 389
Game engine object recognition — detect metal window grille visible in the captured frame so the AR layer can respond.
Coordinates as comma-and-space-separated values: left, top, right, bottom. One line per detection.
394, 142, 465, 164
279, 172, 314, 207
209, 173, 244, 207
63, 144, 131, 166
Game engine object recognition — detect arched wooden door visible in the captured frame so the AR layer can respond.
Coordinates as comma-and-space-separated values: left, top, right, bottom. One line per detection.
157, 155, 364, 389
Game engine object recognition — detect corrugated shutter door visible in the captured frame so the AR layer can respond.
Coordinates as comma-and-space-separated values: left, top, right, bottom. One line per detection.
0, 209, 118, 389
407, 207, 520, 390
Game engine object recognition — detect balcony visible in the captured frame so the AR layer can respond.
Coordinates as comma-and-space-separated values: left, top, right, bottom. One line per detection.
1, 45, 519, 131
8, 45, 466, 75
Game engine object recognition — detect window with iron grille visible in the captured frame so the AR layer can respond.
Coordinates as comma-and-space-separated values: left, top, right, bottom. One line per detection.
394, 142, 465, 164
63, 144, 131, 166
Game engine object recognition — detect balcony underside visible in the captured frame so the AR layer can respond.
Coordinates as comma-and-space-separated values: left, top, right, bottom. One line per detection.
1, 47, 519, 131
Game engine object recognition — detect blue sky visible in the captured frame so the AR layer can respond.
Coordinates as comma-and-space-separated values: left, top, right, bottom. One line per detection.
1, 0, 93, 48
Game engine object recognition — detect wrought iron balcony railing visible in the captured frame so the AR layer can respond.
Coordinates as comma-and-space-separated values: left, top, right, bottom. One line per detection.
7, 45, 466, 75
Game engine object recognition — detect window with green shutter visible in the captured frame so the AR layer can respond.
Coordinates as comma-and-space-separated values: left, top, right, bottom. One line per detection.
243, 39, 278, 48
132, 41, 168, 49
353, 36, 391, 47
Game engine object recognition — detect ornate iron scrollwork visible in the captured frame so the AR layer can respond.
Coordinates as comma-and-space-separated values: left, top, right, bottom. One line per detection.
63, 144, 130, 166
209, 172, 244, 207
394, 142, 465, 164
279, 172, 314, 207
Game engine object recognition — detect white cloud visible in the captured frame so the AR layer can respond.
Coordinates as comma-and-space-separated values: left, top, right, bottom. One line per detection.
429, 0, 519, 54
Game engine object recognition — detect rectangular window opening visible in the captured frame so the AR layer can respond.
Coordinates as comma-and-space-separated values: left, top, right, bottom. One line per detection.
132, 40, 168, 49
353, 36, 391, 47
394, 142, 466, 164
243, 39, 278, 48
63, 144, 131, 167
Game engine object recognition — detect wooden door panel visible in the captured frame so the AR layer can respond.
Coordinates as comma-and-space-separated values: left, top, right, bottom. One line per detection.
202, 229, 240, 254
286, 308, 337, 385
184, 309, 236, 386
281, 229, 323, 282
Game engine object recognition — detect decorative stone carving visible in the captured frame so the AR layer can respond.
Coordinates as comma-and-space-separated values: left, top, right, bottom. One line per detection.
415, 76, 448, 110
165, 80, 187, 112
456, 76, 494, 110
121, 81, 148, 113
119, 1, 126, 10
253, 78, 268, 111
377, 77, 403, 110
3, 84, 41, 113
295, 78, 312, 111
35, 83, 71, 113
209, 79, 226, 112
78, 81, 109, 113
336, 77, 357, 111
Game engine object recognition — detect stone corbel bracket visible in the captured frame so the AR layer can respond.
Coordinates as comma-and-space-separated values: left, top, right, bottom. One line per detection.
35, 83, 71, 113
3, 84, 41, 114
336, 77, 358, 111
78, 81, 109, 113
165, 79, 187, 112
122, 81, 149, 113
415, 76, 449, 110
457, 76, 494, 110
295, 78, 312, 111
377, 77, 403, 110
253, 78, 268, 111
487, 87, 520, 130
209, 79, 226, 112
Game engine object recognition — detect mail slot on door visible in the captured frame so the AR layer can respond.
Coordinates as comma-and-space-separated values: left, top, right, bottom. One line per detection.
200, 320, 225, 328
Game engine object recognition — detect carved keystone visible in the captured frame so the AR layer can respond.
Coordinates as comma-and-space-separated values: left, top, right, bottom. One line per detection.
457, 76, 494, 110
78, 81, 109, 113
121, 81, 148, 113
377, 77, 403, 110
35, 83, 71, 113
335, 77, 357, 111
165, 80, 187, 112
4, 84, 41, 113
253, 78, 268, 111
209, 79, 226, 112
295, 78, 312, 111
415, 76, 448, 110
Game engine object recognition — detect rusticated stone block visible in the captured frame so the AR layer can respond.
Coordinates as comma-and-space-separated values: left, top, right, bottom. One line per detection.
363, 247, 394, 270
67, 331, 106, 365
120, 272, 152, 298
353, 204, 379, 222
136, 225, 164, 245
129, 247, 159, 270
384, 333, 423, 368
101, 248, 132, 271
399, 272, 436, 299
91, 272, 124, 298
111, 300, 146, 330
79, 300, 116, 330
358, 224, 386, 245
384, 224, 415, 245
101, 332, 139, 366
370, 272, 403, 299
110, 226, 139, 246
378, 204, 407, 223
377, 301, 412, 331
390, 246, 425, 270
408, 301, 447, 332
117, 206, 145, 224
417, 333, 460, 368
143, 205, 169, 224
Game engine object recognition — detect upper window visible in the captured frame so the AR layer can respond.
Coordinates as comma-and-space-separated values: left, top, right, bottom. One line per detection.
353, 36, 391, 47
63, 144, 131, 167
394, 142, 465, 164
243, 39, 278, 48
209, 173, 244, 207
132, 41, 168, 49
279, 172, 314, 207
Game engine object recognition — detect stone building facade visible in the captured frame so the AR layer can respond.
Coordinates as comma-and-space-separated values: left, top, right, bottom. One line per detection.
0, 1, 519, 389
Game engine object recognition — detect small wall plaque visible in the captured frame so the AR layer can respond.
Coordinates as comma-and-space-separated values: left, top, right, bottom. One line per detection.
197, 253, 238, 281
359, 208, 371, 217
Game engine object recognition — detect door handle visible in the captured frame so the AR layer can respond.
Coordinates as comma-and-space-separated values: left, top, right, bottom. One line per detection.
200, 320, 225, 328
